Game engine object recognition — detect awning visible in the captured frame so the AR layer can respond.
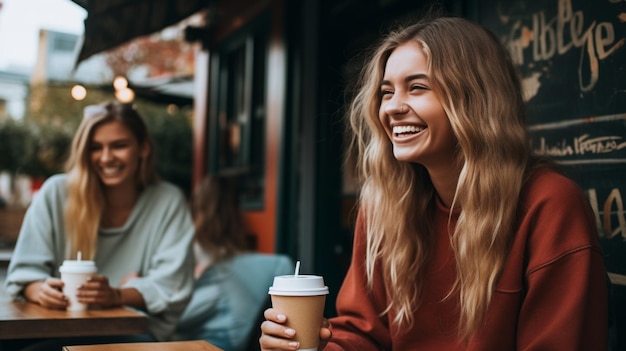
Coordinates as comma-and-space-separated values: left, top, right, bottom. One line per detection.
72, 0, 208, 66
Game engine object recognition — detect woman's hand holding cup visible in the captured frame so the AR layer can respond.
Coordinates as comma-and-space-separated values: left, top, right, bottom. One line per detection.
76, 275, 122, 308
24, 278, 68, 310
260, 307, 332, 351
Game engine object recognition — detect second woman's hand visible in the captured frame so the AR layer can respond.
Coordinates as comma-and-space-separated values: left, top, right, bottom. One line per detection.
76, 274, 122, 308
259, 308, 332, 351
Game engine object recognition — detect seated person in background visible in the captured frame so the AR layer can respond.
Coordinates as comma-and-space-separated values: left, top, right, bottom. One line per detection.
4, 101, 195, 350
171, 175, 293, 351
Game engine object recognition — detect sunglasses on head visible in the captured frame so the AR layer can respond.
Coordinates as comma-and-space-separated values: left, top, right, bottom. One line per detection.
83, 104, 107, 120
83, 103, 136, 120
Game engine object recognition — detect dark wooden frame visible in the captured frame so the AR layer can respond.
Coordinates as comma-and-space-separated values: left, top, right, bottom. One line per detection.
207, 13, 270, 209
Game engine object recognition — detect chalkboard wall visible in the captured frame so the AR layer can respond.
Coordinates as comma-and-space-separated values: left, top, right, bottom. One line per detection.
478, 0, 625, 348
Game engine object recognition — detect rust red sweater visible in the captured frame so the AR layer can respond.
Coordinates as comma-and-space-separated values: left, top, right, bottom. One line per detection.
327, 169, 608, 350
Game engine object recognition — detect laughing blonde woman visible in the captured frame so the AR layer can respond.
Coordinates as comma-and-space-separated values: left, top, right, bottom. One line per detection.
260, 16, 608, 351
5, 101, 194, 350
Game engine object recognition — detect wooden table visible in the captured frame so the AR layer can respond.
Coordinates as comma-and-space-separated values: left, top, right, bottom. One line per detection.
62, 340, 222, 351
0, 299, 148, 340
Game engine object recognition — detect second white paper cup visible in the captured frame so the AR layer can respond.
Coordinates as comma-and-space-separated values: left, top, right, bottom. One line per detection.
59, 260, 97, 311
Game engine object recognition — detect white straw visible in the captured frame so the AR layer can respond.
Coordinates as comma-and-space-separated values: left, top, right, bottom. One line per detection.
294, 261, 301, 277
77, 251, 82, 261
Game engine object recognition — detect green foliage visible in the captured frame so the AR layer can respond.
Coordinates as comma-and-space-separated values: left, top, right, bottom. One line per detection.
0, 120, 36, 173
0, 119, 73, 177
28, 124, 74, 177
139, 103, 193, 197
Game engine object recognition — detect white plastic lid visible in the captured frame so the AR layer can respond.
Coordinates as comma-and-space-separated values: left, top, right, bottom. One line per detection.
59, 260, 97, 273
268, 275, 329, 296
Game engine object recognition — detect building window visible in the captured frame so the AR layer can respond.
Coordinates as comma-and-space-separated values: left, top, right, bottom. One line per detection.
208, 15, 268, 208
52, 36, 76, 52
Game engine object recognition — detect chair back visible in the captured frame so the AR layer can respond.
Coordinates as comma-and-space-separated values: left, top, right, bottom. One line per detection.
175, 253, 293, 351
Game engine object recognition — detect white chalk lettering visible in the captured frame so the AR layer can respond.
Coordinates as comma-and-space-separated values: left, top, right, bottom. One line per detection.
587, 188, 626, 239
604, 188, 626, 239
505, 0, 625, 92
535, 134, 626, 157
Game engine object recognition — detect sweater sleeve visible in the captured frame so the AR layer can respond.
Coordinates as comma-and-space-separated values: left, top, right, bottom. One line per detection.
4, 175, 67, 299
516, 174, 608, 350
122, 184, 195, 340
325, 213, 392, 351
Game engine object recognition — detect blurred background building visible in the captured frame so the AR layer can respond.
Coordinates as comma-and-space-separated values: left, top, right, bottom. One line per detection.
0, 69, 29, 120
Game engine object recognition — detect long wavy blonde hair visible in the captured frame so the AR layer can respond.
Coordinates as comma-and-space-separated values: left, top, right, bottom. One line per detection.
347, 16, 531, 338
64, 101, 156, 260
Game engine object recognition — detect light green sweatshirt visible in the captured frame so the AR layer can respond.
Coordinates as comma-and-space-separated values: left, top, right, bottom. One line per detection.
5, 174, 195, 341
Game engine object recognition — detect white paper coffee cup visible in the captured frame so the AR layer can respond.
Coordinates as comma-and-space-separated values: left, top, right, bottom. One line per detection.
59, 260, 97, 311
269, 275, 329, 351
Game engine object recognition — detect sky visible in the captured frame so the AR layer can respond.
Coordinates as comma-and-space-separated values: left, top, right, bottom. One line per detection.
0, 0, 86, 70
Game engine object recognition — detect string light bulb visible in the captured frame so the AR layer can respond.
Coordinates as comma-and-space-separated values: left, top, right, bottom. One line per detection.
115, 87, 135, 103
113, 76, 128, 90
70, 85, 87, 100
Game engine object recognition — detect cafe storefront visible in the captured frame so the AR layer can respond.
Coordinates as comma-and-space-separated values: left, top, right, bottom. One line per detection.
73, 0, 625, 347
